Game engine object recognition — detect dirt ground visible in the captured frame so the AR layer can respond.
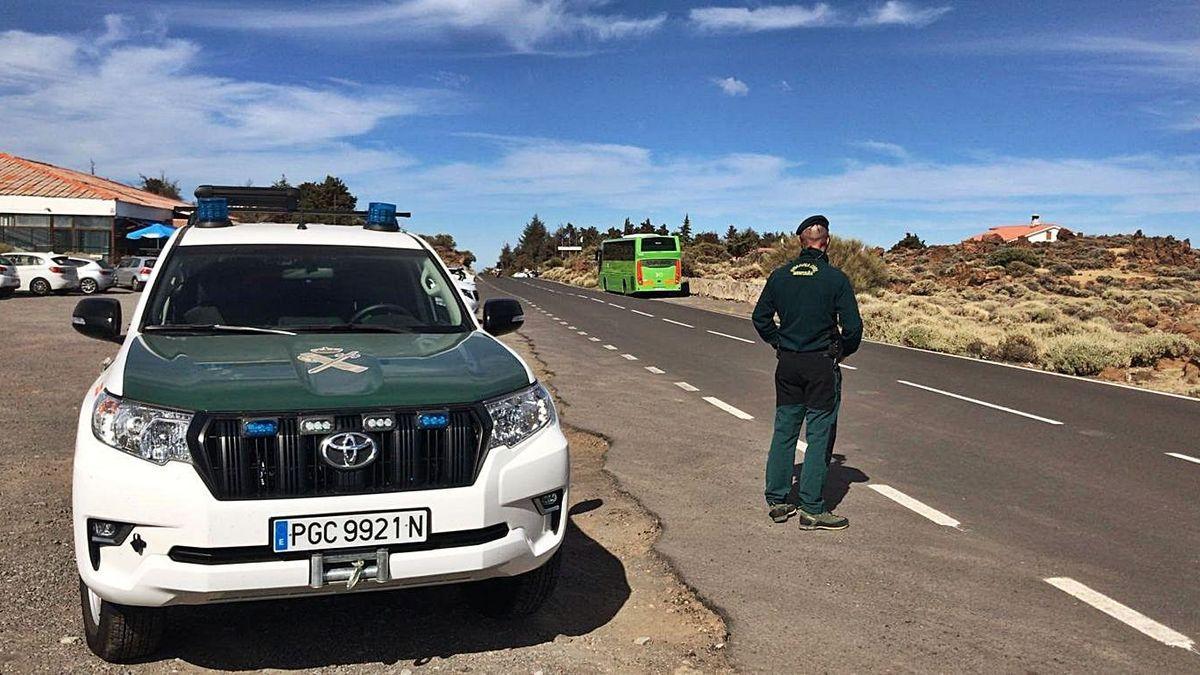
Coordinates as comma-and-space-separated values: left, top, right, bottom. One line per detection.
0, 291, 729, 673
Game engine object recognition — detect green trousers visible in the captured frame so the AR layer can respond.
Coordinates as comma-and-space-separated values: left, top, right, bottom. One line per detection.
764, 375, 840, 514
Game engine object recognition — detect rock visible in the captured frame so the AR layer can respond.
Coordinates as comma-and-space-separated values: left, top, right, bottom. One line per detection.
59, 636, 78, 645
634, 636, 652, 646
1097, 367, 1126, 382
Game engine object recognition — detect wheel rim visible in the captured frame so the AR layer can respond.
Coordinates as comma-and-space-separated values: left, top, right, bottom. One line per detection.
82, 279, 96, 293
86, 586, 102, 625
32, 280, 48, 294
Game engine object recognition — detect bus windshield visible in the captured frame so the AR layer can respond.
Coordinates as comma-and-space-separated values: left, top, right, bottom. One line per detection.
639, 237, 677, 252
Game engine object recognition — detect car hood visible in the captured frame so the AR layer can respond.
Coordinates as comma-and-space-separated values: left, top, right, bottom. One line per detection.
119, 331, 530, 413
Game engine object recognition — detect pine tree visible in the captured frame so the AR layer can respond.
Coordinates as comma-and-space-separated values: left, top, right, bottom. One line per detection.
677, 214, 693, 244
725, 224, 738, 242
622, 218, 634, 235
516, 214, 551, 267
297, 175, 357, 224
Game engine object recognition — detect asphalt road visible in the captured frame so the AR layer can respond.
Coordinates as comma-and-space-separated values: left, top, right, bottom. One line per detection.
482, 275, 1200, 673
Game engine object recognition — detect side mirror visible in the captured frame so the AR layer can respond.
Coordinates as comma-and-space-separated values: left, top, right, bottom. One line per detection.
482, 298, 524, 337
72, 297, 123, 343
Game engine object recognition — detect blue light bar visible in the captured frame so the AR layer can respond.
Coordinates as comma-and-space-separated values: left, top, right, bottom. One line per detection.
416, 411, 450, 430
196, 197, 228, 222
243, 418, 279, 438
365, 202, 398, 232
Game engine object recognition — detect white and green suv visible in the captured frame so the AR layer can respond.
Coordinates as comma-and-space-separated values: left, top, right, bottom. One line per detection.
70, 191, 568, 662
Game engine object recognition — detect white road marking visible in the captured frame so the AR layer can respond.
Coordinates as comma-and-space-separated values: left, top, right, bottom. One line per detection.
703, 396, 755, 420
631, 309, 655, 317
674, 381, 699, 392
591, 298, 606, 304
588, 337, 601, 342
608, 302, 625, 309
604, 344, 618, 350
621, 353, 638, 361
567, 325, 577, 329
558, 321, 567, 325
662, 318, 694, 328
1044, 577, 1195, 651
839, 364, 858, 370
896, 380, 1064, 425
645, 366, 665, 374
706, 329, 755, 344
577, 331, 588, 336
1165, 452, 1200, 465
868, 485, 961, 527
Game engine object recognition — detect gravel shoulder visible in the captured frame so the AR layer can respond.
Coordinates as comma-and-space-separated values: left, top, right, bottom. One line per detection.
0, 292, 729, 674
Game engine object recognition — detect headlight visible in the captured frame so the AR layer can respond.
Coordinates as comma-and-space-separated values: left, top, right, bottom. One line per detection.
91, 391, 193, 465
485, 383, 556, 449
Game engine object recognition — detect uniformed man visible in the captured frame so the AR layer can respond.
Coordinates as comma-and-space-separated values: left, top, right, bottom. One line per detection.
752, 215, 863, 530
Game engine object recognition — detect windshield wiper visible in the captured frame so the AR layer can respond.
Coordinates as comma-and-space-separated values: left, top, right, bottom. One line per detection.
289, 323, 417, 334
142, 324, 297, 336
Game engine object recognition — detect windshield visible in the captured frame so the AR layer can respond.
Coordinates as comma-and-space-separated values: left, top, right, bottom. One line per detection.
142, 245, 469, 333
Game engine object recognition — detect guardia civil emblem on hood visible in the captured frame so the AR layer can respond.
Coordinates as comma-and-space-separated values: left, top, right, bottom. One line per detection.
296, 346, 368, 375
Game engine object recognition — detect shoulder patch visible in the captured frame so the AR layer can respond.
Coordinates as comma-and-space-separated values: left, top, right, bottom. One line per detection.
790, 262, 819, 277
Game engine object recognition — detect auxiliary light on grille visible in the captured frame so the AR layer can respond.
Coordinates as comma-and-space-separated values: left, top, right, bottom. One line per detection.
362, 413, 395, 430
299, 416, 334, 435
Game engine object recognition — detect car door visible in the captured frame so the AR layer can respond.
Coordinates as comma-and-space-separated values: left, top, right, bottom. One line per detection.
115, 258, 133, 287
12, 255, 37, 291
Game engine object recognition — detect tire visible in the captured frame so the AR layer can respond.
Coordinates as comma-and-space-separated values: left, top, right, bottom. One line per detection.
465, 548, 563, 618
29, 278, 51, 296
131, 279, 142, 292
80, 278, 98, 294
0, 288, 13, 299
79, 578, 165, 663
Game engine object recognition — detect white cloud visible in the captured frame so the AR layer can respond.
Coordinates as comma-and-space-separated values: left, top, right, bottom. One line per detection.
689, 2, 951, 32
172, 0, 666, 53
857, 1, 952, 27
712, 76, 750, 96
777, 79, 793, 92
853, 140, 910, 161
0, 21, 453, 190
689, 4, 837, 32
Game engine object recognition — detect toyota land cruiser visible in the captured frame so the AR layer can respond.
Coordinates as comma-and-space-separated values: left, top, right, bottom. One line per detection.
69, 187, 568, 662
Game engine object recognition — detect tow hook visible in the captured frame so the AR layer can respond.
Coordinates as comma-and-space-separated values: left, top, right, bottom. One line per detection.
309, 549, 390, 590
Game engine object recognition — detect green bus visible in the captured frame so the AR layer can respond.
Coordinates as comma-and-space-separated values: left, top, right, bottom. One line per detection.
597, 234, 682, 294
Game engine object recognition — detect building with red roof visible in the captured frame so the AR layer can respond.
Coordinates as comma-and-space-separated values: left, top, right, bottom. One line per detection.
967, 215, 1072, 244
0, 152, 188, 259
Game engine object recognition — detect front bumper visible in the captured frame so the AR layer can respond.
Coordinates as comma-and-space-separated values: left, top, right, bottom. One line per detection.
74, 407, 569, 607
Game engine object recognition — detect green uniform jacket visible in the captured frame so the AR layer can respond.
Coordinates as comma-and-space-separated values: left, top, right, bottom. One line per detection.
751, 247, 864, 356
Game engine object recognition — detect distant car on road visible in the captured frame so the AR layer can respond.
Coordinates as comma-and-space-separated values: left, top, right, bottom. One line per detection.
512, 271, 530, 278
6, 251, 80, 295
449, 266, 479, 313
64, 257, 116, 295
0, 256, 20, 298
113, 256, 157, 291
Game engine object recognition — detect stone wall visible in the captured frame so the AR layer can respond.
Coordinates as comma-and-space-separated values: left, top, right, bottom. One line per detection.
685, 277, 764, 304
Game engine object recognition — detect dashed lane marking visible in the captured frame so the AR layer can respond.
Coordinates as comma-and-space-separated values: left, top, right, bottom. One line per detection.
608, 302, 625, 309
706, 329, 755, 344
577, 331, 588, 336
567, 325, 577, 329
868, 485, 961, 528
1044, 577, 1195, 651
621, 353, 638, 361
702, 396, 755, 420
604, 344, 618, 350
839, 364, 858, 370
645, 366, 665, 374
896, 380, 1064, 425
662, 318, 694, 328
674, 381, 699, 392
588, 337, 601, 342
591, 298, 606, 304
631, 309, 655, 317
1165, 452, 1200, 465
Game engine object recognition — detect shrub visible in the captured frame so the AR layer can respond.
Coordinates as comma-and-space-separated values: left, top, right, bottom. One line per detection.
1041, 335, 1129, 376
545, 256, 564, 268
762, 236, 889, 293
1127, 333, 1197, 367
986, 247, 1041, 269
1049, 263, 1075, 276
890, 232, 926, 252
908, 279, 938, 296
1006, 260, 1036, 277
996, 334, 1039, 363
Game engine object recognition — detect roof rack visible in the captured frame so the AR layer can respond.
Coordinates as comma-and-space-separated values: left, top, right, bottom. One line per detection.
174, 185, 411, 232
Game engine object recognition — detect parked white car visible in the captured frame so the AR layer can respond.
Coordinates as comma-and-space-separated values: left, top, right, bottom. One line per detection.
449, 266, 479, 313
65, 257, 117, 295
7, 251, 80, 295
0, 256, 20, 298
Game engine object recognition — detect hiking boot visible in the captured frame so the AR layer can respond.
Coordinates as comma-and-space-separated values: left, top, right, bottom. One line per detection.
768, 503, 797, 523
797, 510, 849, 530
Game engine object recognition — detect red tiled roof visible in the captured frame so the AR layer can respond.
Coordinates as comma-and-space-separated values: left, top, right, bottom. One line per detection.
0, 152, 189, 210
968, 224, 1068, 242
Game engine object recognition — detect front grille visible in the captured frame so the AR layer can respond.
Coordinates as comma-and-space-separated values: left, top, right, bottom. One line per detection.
192, 408, 488, 500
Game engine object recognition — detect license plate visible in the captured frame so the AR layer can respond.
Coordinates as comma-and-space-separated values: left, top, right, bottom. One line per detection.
270, 509, 429, 553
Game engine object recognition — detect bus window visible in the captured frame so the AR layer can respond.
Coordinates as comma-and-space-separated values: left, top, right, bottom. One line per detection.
639, 237, 677, 252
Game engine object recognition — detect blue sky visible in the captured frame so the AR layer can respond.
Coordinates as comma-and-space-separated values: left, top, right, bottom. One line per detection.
2, 1, 1197, 263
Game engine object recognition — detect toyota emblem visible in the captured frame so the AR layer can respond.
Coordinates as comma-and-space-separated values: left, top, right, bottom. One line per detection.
319, 431, 377, 470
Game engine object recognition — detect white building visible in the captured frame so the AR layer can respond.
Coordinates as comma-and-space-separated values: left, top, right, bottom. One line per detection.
0, 152, 187, 259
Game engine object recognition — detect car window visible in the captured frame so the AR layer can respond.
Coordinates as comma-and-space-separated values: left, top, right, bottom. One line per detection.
142, 245, 469, 332
145, 258, 157, 268
53, 256, 75, 265
0, 257, 11, 266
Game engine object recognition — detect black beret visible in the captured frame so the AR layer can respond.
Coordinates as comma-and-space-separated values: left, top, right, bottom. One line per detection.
796, 214, 829, 235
